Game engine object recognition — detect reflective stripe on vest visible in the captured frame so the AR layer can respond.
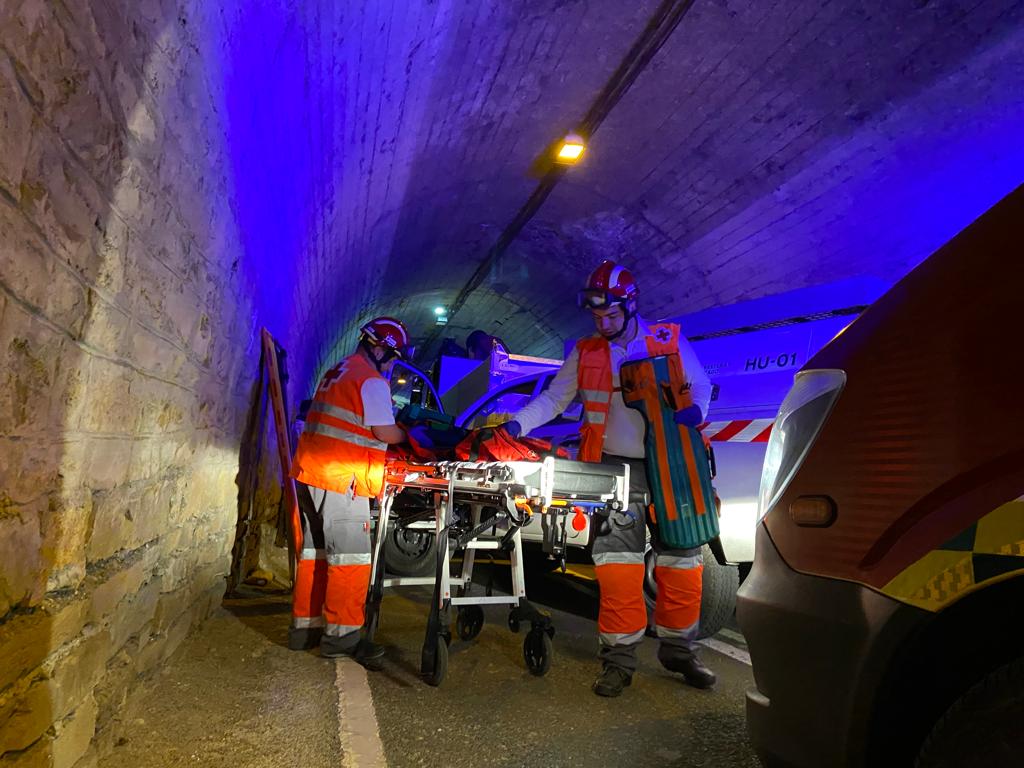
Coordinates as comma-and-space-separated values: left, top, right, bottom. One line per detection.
308, 400, 364, 426
579, 388, 611, 404
290, 353, 389, 497
303, 421, 387, 451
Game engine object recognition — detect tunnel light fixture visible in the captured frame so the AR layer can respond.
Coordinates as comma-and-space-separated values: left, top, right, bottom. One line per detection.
555, 133, 586, 164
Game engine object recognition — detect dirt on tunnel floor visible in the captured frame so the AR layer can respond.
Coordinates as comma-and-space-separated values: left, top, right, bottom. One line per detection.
101, 589, 341, 767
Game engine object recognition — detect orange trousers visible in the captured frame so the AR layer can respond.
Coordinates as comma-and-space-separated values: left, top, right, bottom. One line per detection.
592, 455, 703, 673
291, 482, 372, 647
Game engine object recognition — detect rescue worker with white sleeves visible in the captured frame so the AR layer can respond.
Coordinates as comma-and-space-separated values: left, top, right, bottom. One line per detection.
287, 316, 411, 668
505, 261, 717, 696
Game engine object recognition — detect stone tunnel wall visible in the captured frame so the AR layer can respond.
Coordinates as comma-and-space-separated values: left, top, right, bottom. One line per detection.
0, 2, 263, 765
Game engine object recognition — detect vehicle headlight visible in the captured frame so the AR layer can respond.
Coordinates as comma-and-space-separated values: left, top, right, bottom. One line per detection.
757, 369, 846, 523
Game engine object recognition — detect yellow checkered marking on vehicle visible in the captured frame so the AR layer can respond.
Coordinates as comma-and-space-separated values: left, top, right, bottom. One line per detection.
973, 498, 1024, 555
882, 498, 1024, 611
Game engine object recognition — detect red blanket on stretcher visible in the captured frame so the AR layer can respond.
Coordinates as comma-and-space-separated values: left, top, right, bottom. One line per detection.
454, 426, 569, 462
387, 426, 567, 463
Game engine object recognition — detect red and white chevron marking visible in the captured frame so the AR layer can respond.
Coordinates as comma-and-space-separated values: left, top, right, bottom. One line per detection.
702, 418, 775, 442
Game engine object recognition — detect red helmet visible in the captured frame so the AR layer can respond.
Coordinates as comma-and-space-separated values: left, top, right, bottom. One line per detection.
360, 316, 410, 358
578, 260, 638, 313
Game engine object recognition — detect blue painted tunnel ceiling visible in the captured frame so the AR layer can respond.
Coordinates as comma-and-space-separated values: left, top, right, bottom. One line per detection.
219, 0, 1024, 391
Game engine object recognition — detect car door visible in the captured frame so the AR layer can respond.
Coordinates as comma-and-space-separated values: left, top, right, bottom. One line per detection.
455, 372, 584, 455
454, 374, 543, 430
388, 360, 443, 415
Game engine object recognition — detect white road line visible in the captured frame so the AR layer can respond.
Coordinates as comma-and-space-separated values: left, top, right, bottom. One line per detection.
699, 637, 752, 666
335, 658, 387, 767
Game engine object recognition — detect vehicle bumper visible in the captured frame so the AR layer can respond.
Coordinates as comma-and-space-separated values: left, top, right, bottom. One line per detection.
736, 525, 928, 768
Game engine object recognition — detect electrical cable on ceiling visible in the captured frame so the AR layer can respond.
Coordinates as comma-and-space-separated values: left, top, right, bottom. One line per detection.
417, 0, 699, 361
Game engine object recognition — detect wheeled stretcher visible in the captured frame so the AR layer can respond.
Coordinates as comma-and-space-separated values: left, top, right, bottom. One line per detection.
364, 456, 631, 686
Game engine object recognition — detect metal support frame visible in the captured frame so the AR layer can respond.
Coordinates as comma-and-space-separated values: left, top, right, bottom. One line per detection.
366, 457, 630, 685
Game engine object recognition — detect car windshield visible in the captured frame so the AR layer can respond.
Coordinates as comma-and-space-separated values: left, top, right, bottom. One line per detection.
462, 379, 538, 429
390, 362, 440, 414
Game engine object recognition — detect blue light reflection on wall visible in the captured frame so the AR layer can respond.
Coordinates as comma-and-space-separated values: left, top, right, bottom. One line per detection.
213, 4, 1023, 391
761, 26, 1024, 290
831, 115, 1024, 279
221, 1, 322, 350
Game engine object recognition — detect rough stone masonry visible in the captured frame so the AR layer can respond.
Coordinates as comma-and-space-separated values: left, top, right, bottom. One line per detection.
0, 2, 261, 765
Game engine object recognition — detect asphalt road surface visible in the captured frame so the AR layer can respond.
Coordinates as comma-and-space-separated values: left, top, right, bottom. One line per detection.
102, 563, 759, 768
367, 561, 760, 768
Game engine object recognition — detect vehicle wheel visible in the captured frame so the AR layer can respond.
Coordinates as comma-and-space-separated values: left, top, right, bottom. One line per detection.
383, 521, 436, 577
456, 605, 485, 641
422, 638, 448, 687
523, 630, 552, 676
915, 657, 1024, 768
643, 544, 739, 640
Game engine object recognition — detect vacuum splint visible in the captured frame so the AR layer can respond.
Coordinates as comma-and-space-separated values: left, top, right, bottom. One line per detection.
620, 355, 719, 550
365, 455, 631, 686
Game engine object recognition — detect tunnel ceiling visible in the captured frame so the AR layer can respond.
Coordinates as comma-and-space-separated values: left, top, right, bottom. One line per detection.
225, 0, 1024, 385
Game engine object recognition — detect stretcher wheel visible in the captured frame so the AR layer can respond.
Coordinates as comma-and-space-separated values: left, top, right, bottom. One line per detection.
508, 613, 521, 633
456, 606, 484, 641
523, 630, 552, 677
423, 638, 448, 687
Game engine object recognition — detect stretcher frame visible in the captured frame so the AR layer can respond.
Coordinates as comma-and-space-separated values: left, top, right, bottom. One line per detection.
364, 456, 630, 686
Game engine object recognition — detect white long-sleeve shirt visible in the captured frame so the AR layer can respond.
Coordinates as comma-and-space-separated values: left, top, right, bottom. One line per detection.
514, 317, 712, 459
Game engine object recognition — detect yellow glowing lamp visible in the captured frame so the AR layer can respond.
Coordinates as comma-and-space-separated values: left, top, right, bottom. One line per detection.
555, 133, 586, 164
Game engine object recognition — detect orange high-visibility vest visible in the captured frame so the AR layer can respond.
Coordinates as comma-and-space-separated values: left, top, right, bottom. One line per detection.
290, 353, 389, 497
576, 322, 689, 462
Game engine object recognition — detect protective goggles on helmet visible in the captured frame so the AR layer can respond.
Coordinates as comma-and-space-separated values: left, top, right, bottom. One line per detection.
578, 289, 626, 310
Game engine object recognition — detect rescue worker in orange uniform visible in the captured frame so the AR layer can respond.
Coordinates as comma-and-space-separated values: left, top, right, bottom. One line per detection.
288, 317, 411, 667
506, 261, 716, 696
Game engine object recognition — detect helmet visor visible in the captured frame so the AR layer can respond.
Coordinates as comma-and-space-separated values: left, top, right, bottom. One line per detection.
578, 289, 621, 310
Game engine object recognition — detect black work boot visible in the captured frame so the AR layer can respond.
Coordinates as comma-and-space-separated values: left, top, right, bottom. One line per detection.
354, 639, 386, 672
288, 626, 323, 651
592, 664, 633, 697
321, 635, 386, 671
320, 633, 360, 659
662, 655, 717, 689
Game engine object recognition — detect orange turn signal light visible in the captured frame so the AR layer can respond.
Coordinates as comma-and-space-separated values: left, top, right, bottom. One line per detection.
789, 496, 836, 527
